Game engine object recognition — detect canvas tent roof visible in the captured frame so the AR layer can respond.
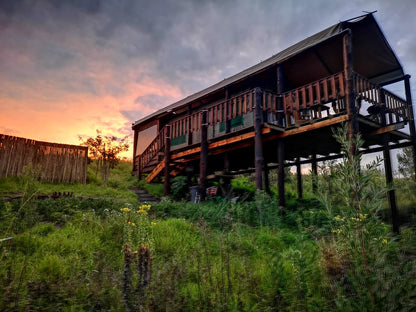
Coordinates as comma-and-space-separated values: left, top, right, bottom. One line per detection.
133, 13, 403, 128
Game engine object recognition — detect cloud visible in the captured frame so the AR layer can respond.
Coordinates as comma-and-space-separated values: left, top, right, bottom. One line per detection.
0, 0, 415, 161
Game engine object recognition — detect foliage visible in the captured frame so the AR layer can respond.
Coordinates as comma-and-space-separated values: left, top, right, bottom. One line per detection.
397, 146, 415, 179
79, 130, 129, 185
317, 125, 416, 311
170, 176, 188, 201
1, 133, 415, 311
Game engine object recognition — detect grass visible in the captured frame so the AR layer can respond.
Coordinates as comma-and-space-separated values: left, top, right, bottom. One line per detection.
1, 151, 415, 311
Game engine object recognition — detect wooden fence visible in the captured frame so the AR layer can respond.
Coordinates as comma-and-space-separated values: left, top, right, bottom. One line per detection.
0, 134, 88, 184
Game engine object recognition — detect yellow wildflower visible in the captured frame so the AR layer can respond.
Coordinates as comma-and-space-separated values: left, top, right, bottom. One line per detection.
151, 222, 157, 226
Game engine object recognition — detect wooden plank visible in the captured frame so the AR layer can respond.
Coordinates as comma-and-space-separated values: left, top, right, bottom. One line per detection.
277, 114, 349, 138
146, 160, 165, 183
369, 122, 405, 136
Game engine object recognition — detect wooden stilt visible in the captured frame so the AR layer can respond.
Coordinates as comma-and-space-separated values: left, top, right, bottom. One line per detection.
133, 130, 139, 175
383, 136, 400, 233
254, 88, 264, 191
264, 163, 270, 194
379, 89, 400, 233
404, 75, 416, 179
164, 125, 171, 196
343, 30, 358, 153
278, 139, 285, 208
225, 88, 231, 134
200, 110, 208, 201
296, 158, 303, 199
188, 104, 193, 145
224, 152, 231, 173
311, 154, 318, 193
277, 65, 285, 127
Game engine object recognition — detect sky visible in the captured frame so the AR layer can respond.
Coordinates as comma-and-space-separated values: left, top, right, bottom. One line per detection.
1, 0, 415, 160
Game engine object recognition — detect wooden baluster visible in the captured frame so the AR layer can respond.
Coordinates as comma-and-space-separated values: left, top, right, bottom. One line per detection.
306, 85, 312, 107
313, 82, 320, 104
322, 79, 328, 102
338, 73, 345, 97
387, 96, 393, 124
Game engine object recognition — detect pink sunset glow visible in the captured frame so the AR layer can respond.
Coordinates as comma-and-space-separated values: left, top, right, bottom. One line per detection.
1, 1, 415, 161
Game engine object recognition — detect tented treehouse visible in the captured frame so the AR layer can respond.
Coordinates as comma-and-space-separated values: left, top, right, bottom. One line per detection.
132, 13, 416, 232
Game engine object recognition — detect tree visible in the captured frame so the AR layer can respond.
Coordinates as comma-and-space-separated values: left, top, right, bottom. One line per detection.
79, 130, 129, 185
397, 146, 415, 179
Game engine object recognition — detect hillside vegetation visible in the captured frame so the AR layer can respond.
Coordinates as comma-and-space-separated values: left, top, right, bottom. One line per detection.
1, 135, 416, 312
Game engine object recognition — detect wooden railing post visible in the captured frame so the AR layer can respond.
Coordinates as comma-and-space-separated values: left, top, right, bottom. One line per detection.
199, 110, 208, 201
254, 88, 264, 191
164, 125, 171, 196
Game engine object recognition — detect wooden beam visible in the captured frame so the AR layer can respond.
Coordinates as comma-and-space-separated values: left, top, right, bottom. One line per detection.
146, 160, 164, 183
369, 122, 406, 136
277, 115, 349, 138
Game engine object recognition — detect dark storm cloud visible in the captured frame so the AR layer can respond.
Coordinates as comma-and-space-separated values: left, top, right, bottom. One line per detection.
1, 0, 415, 149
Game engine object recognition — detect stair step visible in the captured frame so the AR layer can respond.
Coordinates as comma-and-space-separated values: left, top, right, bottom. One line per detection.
129, 187, 160, 204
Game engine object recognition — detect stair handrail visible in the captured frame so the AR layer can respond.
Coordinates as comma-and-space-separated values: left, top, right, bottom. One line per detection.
138, 125, 167, 175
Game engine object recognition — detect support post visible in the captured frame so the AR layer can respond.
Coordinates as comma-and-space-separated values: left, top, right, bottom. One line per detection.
296, 158, 303, 199
224, 153, 231, 174
343, 30, 358, 153
254, 88, 264, 191
225, 88, 231, 134
188, 104, 193, 145
133, 130, 139, 175
380, 89, 400, 233
277, 139, 285, 208
199, 110, 208, 201
404, 75, 416, 179
311, 154, 318, 193
276, 65, 285, 127
383, 138, 400, 233
164, 125, 171, 196
264, 163, 270, 194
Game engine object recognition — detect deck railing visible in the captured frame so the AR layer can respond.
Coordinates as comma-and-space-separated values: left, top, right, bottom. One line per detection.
353, 72, 409, 124
135, 71, 411, 176
282, 72, 346, 127
136, 125, 168, 176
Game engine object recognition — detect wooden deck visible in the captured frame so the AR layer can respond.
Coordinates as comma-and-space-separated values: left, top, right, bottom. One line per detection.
134, 71, 412, 183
